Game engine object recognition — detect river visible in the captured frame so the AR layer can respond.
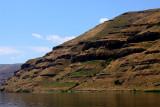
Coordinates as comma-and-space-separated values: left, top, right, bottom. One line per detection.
0, 92, 160, 107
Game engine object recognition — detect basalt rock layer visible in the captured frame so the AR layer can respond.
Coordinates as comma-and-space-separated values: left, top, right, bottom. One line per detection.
1, 8, 160, 92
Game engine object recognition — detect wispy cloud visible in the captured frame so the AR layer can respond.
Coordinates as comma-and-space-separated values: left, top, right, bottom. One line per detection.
99, 17, 109, 23
32, 33, 43, 39
10, 55, 25, 60
28, 46, 51, 53
0, 47, 22, 55
46, 35, 75, 44
10, 57, 16, 60
17, 55, 25, 58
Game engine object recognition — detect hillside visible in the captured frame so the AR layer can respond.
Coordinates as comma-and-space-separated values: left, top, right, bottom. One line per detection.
1, 8, 160, 93
0, 64, 22, 85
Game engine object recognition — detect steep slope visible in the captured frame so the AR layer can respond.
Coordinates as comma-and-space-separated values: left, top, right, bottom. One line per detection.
0, 64, 22, 85
1, 8, 160, 92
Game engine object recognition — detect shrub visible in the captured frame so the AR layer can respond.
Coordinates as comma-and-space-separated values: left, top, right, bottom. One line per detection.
114, 80, 124, 85
143, 43, 153, 47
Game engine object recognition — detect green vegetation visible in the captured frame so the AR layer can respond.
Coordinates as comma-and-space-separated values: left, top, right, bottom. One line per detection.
144, 90, 160, 93
65, 59, 113, 77
72, 60, 100, 70
83, 60, 99, 64
22, 89, 30, 93
135, 84, 142, 87
131, 65, 135, 69
53, 82, 77, 87
143, 43, 154, 47
64, 60, 103, 77
101, 58, 114, 68
114, 80, 124, 85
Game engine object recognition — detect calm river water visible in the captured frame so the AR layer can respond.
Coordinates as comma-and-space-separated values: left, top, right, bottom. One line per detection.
0, 92, 160, 107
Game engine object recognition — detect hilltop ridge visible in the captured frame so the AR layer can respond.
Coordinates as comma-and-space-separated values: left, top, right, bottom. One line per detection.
1, 8, 160, 93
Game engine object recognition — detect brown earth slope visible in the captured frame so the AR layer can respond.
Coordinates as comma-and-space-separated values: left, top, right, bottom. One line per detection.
1, 8, 160, 93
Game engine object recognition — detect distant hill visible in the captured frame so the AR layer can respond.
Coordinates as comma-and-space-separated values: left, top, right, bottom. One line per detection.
0, 64, 22, 85
1, 8, 160, 92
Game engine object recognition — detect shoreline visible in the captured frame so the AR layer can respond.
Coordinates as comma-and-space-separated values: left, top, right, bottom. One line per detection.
1, 89, 160, 93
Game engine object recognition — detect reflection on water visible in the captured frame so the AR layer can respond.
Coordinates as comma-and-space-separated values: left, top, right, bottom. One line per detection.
0, 92, 160, 107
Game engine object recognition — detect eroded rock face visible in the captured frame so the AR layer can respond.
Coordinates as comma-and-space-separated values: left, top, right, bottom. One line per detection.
71, 52, 113, 63
1, 8, 160, 92
145, 50, 160, 54
114, 48, 146, 58
21, 64, 31, 69
82, 40, 125, 51
127, 32, 160, 43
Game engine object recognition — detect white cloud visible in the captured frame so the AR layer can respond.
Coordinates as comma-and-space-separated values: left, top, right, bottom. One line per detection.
10, 55, 25, 60
32, 33, 43, 39
99, 18, 109, 23
17, 55, 25, 58
32, 33, 75, 44
10, 57, 16, 60
0, 47, 22, 55
46, 35, 75, 44
28, 47, 51, 53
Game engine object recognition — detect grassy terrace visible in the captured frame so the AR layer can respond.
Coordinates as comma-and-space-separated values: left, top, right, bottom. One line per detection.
64, 60, 111, 77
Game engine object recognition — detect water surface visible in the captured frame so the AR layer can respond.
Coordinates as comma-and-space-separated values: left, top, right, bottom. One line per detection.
0, 92, 160, 107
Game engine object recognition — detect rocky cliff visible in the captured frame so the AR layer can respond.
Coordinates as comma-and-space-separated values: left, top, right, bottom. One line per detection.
1, 8, 160, 92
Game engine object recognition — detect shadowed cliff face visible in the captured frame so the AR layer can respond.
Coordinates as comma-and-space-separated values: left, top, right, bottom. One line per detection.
1, 8, 160, 92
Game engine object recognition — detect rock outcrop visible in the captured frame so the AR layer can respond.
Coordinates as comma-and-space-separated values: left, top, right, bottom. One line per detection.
1, 8, 160, 92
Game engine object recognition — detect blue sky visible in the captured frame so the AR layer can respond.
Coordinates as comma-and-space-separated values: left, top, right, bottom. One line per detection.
0, 0, 159, 64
